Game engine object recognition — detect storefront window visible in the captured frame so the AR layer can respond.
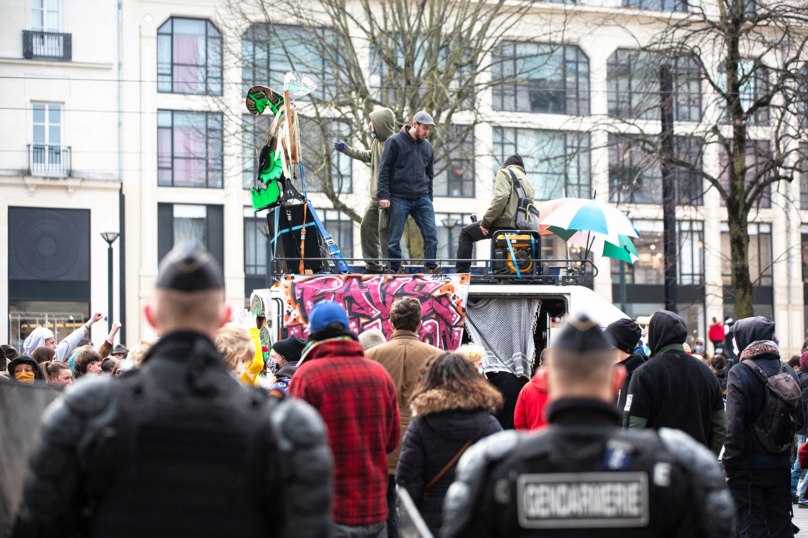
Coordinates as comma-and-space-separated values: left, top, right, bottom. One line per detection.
8, 301, 89, 351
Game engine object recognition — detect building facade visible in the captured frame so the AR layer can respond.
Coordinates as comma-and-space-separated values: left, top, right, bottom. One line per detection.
2, 0, 806, 357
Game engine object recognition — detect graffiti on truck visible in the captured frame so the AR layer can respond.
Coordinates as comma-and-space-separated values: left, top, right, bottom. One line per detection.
280, 274, 471, 350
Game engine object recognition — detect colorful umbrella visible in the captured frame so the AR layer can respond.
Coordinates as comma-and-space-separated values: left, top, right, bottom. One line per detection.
548, 227, 639, 264
534, 198, 580, 236
541, 199, 638, 239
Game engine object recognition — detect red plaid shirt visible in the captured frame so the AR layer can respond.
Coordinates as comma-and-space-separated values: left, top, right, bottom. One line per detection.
289, 338, 400, 526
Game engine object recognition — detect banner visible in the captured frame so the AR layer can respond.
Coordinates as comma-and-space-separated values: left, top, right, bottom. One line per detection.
281, 274, 471, 350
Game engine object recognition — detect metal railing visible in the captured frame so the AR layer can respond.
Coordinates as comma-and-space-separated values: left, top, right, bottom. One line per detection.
28, 145, 71, 177
270, 256, 598, 286
23, 30, 72, 61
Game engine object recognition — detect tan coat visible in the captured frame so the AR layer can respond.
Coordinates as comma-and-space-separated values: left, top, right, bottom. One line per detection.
365, 330, 442, 474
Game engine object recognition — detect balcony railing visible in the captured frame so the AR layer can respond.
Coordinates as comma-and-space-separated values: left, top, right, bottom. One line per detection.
23, 30, 72, 61
28, 145, 71, 177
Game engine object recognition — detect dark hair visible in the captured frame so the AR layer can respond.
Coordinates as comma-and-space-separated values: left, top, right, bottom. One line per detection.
789, 355, 801, 369
390, 297, 421, 332
325, 321, 345, 331
75, 349, 102, 376
41, 361, 72, 382
711, 354, 727, 371
77, 339, 93, 348
101, 358, 118, 373
409, 352, 503, 411
31, 346, 55, 364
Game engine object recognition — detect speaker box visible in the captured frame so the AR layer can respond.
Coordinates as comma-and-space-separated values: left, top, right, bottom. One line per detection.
268, 204, 322, 274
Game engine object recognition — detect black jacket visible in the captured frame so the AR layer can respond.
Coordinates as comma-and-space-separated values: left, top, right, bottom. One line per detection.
11, 331, 332, 538
715, 368, 728, 395
377, 125, 435, 201
722, 317, 801, 474
798, 371, 808, 436
485, 371, 526, 430
616, 352, 646, 425
441, 398, 735, 538
625, 311, 726, 453
396, 387, 502, 536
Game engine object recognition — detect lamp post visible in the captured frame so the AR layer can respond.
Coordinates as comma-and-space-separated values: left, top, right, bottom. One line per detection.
441, 217, 458, 266
100, 232, 120, 332
258, 225, 272, 288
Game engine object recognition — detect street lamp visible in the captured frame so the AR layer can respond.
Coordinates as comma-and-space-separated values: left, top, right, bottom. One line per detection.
440, 217, 459, 266
100, 232, 120, 332
258, 225, 272, 288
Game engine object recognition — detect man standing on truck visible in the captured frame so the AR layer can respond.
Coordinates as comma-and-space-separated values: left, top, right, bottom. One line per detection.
377, 111, 440, 275
454, 154, 534, 274
334, 107, 396, 274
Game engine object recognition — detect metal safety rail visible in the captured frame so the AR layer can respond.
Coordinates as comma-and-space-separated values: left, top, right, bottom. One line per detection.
269, 256, 597, 286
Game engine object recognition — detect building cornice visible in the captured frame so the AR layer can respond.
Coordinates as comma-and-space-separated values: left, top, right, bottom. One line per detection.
0, 57, 114, 70
0, 176, 121, 196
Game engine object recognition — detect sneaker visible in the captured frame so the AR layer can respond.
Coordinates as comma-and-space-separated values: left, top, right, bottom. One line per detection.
425, 266, 442, 275
799, 501, 808, 509
793, 494, 800, 504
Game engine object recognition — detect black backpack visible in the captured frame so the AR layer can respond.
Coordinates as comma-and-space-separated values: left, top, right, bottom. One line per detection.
506, 169, 540, 232
741, 359, 802, 453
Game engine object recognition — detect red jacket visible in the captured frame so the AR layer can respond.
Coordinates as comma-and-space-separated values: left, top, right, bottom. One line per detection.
708, 323, 725, 342
799, 439, 808, 469
514, 367, 549, 432
289, 338, 400, 526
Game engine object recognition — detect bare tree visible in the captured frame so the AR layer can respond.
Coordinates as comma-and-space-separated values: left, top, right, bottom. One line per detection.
218, 0, 572, 257
597, 0, 808, 319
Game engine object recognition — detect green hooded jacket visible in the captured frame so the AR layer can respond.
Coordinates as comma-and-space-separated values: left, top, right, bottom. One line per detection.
344, 108, 396, 202
482, 165, 535, 229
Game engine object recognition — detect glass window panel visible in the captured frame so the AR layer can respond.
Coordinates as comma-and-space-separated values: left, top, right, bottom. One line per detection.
33, 104, 45, 123
718, 60, 770, 126
33, 125, 45, 144
434, 125, 475, 198
31, 9, 43, 29
718, 140, 771, 208
48, 125, 60, 144
47, 0, 58, 10
48, 105, 60, 124
157, 110, 223, 188
46, 11, 58, 30
157, 17, 221, 95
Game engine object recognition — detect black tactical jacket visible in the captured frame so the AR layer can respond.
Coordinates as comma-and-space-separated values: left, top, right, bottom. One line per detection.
12, 331, 331, 538
441, 398, 734, 538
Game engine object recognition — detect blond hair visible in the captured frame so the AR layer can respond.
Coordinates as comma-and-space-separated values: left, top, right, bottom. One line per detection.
130, 337, 159, 367
456, 344, 486, 363
215, 324, 255, 372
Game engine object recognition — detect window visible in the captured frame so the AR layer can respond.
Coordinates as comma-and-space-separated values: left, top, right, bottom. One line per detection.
801, 224, 808, 285
607, 50, 702, 121
157, 18, 222, 95
610, 220, 703, 285
801, 143, 808, 210
608, 135, 704, 205
493, 43, 589, 115
244, 207, 268, 276
799, 66, 808, 130
624, 0, 686, 12
31, 0, 59, 31
718, 140, 771, 208
435, 213, 474, 261
718, 60, 769, 126
243, 114, 269, 189
320, 210, 353, 259
242, 25, 338, 101
434, 126, 475, 198
31, 103, 66, 176
721, 222, 772, 286
157, 203, 224, 269
493, 128, 591, 200
158, 110, 223, 188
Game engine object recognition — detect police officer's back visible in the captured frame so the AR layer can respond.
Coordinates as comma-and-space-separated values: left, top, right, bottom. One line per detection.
12, 243, 331, 538
441, 314, 733, 538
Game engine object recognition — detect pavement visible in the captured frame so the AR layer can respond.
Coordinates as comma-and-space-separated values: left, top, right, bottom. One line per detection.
795, 502, 808, 533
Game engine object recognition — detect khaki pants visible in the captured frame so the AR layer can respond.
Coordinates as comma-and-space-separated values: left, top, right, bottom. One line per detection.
361, 200, 389, 272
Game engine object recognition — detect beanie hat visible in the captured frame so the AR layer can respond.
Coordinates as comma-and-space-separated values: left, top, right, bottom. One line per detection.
554, 314, 612, 353
604, 318, 643, 354
800, 351, 808, 371
307, 301, 356, 342
272, 336, 307, 363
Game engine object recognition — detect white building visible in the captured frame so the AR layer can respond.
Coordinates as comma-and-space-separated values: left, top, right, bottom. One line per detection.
2, 0, 805, 357
0, 0, 123, 349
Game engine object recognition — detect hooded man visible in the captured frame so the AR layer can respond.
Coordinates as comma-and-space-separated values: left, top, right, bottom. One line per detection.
624, 310, 727, 455
604, 317, 647, 424
23, 312, 104, 363
455, 154, 535, 274
7, 355, 43, 384
289, 301, 399, 538
723, 316, 803, 536
12, 243, 332, 538
441, 313, 734, 538
335, 107, 396, 274
267, 335, 306, 399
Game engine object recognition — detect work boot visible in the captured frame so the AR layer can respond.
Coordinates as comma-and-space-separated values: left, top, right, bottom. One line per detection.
425, 266, 442, 275
394, 267, 406, 275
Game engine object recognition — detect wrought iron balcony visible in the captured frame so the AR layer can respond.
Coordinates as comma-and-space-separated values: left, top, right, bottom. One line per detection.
28, 145, 71, 177
23, 30, 72, 61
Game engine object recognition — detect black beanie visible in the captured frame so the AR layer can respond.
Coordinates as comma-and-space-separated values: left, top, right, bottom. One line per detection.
605, 318, 643, 354
271, 336, 306, 363
156, 242, 224, 292
555, 314, 612, 353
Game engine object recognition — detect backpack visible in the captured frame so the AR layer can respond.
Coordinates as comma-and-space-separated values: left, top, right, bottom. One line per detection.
506, 169, 540, 232
741, 358, 802, 453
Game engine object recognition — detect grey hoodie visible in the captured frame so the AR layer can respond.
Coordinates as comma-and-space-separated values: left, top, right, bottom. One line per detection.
344, 108, 397, 202
24, 325, 88, 363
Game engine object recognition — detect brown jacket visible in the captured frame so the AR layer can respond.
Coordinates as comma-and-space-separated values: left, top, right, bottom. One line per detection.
365, 330, 442, 474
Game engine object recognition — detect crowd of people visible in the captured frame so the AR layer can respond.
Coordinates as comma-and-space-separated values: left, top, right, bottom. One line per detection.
1, 241, 806, 538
